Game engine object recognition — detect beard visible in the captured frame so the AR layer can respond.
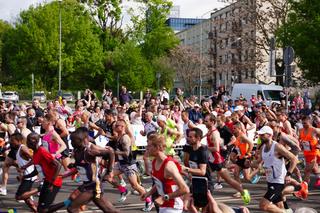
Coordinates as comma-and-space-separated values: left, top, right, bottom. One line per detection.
260, 137, 270, 144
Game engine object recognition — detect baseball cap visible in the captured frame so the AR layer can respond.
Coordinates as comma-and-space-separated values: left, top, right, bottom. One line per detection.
256, 126, 273, 135
157, 115, 167, 122
194, 104, 200, 108
234, 105, 244, 112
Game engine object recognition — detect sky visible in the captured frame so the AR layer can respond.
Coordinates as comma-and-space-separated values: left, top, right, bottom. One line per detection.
0, 0, 230, 23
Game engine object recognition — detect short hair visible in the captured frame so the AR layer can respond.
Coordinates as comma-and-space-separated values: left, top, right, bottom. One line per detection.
27, 132, 40, 146
149, 133, 166, 148
10, 133, 24, 143
205, 113, 217, 123
188, 128, 203, 138
70, 127, 88, 149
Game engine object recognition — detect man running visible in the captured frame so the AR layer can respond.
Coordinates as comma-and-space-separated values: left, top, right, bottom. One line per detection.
204, 115, 251, 204
252, 126, 298, 213
141, 133, 189, 213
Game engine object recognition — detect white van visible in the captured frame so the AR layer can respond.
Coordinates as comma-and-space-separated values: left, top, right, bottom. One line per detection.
231, 83, 283, 106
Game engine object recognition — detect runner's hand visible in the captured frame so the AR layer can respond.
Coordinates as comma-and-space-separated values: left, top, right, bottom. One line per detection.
154, 196, 165, 206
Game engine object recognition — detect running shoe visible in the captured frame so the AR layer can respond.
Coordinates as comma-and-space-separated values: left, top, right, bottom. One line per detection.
300, 181, 308, 200
314, 178, 320, 188
214, 183, 223, 190
241, 189, 251, 205
118, 189, 129, 202
142, 201, 153, 212
251, 174, 260, 184
293, 191, 304, 200
120, 179, 127, 187
0, 188, 7, 196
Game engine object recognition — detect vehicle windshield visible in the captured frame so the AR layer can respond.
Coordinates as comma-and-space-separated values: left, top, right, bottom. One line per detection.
3, 92, 14, 95
34, 93, 44, 96
63, 93, 72, 96
263, 90, 281, 101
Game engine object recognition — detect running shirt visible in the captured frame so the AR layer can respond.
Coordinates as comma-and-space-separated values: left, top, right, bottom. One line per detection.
234, 133, 249, 158
16, 145, 37, 181
186, 145, 210, 178
42, 130, 59, 154
206, 129, 224, 164
152, 157, 183, 210
116, 134, 134, 165
32, 146, 62, 187
261, 141, 286, 184
299, 128, 319, 156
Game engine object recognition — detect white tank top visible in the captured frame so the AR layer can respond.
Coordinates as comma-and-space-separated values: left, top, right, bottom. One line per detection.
16, 145, 37, 181
262, 141, 286, 184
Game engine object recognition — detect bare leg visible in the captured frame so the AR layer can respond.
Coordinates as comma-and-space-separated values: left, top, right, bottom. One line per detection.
259, 198, 285, 213
219, 169, 244, 193
93, 196, 120, 213
127, 173, 145, 195
67, 191, 93, 213
1, 156, 14, 190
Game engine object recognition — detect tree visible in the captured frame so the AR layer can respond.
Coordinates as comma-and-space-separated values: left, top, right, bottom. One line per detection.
129, 0, 179, 60
277, 0, 320, 84
105, 41, 154, 92
0, 20, 12, 76
167, 46, 208, 95
2, 0, 104, 90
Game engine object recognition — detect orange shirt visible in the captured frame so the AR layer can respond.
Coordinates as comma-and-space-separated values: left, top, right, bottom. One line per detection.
299, 127, 318, 156
234, 134, 249, 158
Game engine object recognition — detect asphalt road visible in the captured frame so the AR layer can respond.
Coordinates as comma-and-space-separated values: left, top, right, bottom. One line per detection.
0, 166, 319, 213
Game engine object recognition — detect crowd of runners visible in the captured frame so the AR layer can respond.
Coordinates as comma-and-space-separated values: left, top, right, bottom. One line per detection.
0, 85, 319, 213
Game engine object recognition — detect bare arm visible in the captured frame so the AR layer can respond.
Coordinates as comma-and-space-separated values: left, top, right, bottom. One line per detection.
241, 135, 254, 154
281, 133, 301, 151
207, 131, 221, 153
283, 121, 293, 136
52, 131, 67, 156
275, 143, 298, 174
183, 163, 207, 177
167, 128, 182, 143
244, 116, 255, 131
89, 144, 115, 172
115, 135, 131, 157
164, 161, 189, 199
51, 158, 62, 183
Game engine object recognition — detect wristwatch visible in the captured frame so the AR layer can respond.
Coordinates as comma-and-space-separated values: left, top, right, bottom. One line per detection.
164, 194, 170, 201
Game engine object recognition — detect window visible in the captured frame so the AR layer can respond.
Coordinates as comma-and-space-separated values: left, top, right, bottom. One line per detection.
245, 70, 249, 79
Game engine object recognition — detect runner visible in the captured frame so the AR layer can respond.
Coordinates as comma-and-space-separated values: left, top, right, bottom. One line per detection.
111, 119, 153, 211
204, 114, 251, 204
141, 133, 189, 213
299, 116, 320, 187
24, 132, 64, 213
63, 127, 119, 213
11, 133, 38, 212
252, 126, 298, 213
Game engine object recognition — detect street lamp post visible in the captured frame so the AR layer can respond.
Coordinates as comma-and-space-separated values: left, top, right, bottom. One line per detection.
156, 72, 161, 91
58, 0, 62, 97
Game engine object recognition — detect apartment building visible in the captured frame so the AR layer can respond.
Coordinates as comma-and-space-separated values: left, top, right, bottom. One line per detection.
176, 0, 280, 94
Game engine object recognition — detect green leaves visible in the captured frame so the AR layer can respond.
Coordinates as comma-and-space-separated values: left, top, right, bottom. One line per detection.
276, 0, 320, 84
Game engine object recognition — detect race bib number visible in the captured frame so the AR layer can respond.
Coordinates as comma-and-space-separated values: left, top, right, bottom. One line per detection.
302, 141, 311, 151
189, 161, 198, 169
153, 176, 164, 196
208, 152, 215, 163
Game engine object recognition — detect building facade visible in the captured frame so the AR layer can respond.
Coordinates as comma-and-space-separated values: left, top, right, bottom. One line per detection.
165, 18, 205, 33
175, 0, 282, 94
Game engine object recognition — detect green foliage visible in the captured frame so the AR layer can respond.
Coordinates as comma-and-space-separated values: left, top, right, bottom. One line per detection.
276, 0, 320, 83
106, 41, 154, 91
0, 20, 11, 75
2, 0, 104, 90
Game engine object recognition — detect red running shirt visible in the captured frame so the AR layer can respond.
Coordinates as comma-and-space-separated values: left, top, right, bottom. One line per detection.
33, 146, 62, 187
152, 157, 183, 209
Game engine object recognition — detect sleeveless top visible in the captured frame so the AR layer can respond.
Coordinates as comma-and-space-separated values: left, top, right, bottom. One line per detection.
42, 130, 59, 154
74, 143, 101, 198
299, 127, 318, 156
234, 133, 249, 158
161, 127, 175, 156
16, 145, 37, 181
116, 134, 134, 165
152, 157, 183, 209
206, 128, 224, 164
262, 141, 286, 184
